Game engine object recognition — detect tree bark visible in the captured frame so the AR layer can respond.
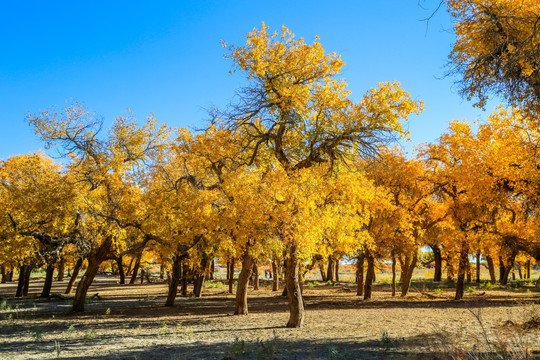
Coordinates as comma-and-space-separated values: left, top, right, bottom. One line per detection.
476, 252, 481, 283
391, 250, 396, 297
7, 268, 13, 282
364, 251, 375, 300
56, 259, 65, 281
272, 259, 279, 291
432, 245, 442, 282
234, 251, 255, 315
335, 259, 340, 282
326, 255, 335, 282
159, 262, 165, 280
252, 263, 259, 290
23, 265, 32, 296
446, 256, 455, 282
228, 258, 235, 294
40, 264, 55, 298
129, 252, 142, 284
193, 257, 210, 298
455, 242, 470, 300
210, 260, 215, 280
399, 250, 418, 297
486, 255, 496, 283
1, 265, 6, 284
526, 260, 531, 279
165, 253, 182, 306
499, 256, 506, 283
285, 242, 304, 328
16, 265, 27, 297
116, 256, 125, 284
466, 261, 472, 283
65, 258, 83, 294
181, 260, 189, 296
356, 251, 364, 297
72, 236, 113, 312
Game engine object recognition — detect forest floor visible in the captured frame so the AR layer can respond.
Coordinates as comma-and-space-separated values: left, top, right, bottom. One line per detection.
0, 275, 539, 360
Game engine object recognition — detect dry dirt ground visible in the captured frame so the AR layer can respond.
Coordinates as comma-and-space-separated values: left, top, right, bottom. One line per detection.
0, 276, 539, 360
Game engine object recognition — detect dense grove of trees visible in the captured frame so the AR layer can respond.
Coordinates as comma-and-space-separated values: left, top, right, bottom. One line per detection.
1, 1, 540, 328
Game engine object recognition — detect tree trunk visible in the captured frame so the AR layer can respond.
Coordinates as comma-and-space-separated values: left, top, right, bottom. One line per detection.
476, 252, 481, 283
210, 260, 215, 280
446, 256, 455, 282
272, 259, 279, 291
126, 257, 134, 276
364, 251, 375, 300
165, 253, 182, 306
129, 252, 142, 284
252, 263, 259, 290
432, 245, 442, 282
159, 262, 165, 280
455, 242, 470, 300
391, 250, 396, 297
499, 256, 506, 283
356, 251, 364, 297
40, 264, 55, 298
72, 236, 113, 312
7, 268, 13, 282
57, 259, 65, 281
399, 250, 418, 297
16, 265, 27, 297
466, 261, 472, 283
486, 255, 496, 283
116, 256, 125, 284
180, 261, 189, 296
285, 242, 304, 328
526, 260, 530, 279
326, 255, 335, 282
228, 258, 235, 294
23, 265, 32, 296
193, 257, 210, 298
65, 258, 83, 294
1, 265, 6, 284
318, 263, 327, 282
234, 251, 255, 315
335, 259, 340, 282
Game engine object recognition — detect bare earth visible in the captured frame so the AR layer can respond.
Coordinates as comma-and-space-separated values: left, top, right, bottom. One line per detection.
0, 276, 539, 360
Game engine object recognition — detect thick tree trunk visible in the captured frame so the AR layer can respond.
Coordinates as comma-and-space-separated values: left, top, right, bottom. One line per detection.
193, 258, 210, 298
455, 242, 470, 300
234, 251, 255, 315
326, 255, 335, 282
23, 266, 32, 296
228, 258, 235, 294
129, 253, 142, 284
432, 245, 442, 282
16, 265, 27, 297
181, 261, 189, 296
364, 251, 375, 300
126, 257, 134, 276
252, 263, 259, 290
486, 255, 496, 283
466, 261, 472, 283
65, 258, 83, 294
446, 257, 455, 282
476, 252, 481, 283
40, 264, 55, 298
335, 260, 340, 282
72, 236, 113, 312
116, 256, 125, 284
391, 250, 396, 297
1, 265, 6, 284
285, 242, 304, 328
7, 268, 13, 282
210, 260, 215, 280
160, 262, 165, 280
356, 251, 364, 297
165, 253, 182, 306
499, 256, 506, 283
399, 250, 418, 297
518, 266, 523, 279
272, 260, 279, 291
319, 263, 327, 282
56, 260, 65, 281
526, 260, 531, 279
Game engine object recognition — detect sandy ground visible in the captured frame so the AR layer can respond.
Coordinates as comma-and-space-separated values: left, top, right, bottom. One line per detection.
0, 276, 539, 360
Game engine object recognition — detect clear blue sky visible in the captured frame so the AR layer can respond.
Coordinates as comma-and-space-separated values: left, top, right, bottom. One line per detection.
0, 1, 498, 160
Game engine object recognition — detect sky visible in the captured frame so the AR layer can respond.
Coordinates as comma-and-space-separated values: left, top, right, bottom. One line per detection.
0, 1, 499, 160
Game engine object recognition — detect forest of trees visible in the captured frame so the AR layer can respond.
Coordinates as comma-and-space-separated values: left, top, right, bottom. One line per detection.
0, 0, 539, 328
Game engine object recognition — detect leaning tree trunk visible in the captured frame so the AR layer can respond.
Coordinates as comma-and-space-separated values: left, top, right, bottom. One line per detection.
40, 264, 55, 298
399, 249, 418, 297
129, 252, 142, 284
272, 259, 279, 291
65, 258, 83, 294
116, 256, 125, 284
499, 256, 506, 283
253, 263, 259, 290
56, 259, 65, 281
72, 236, 113, 312
326, 255, 335, 282
234, 250, 255, 315
7, 268, 13, 282
476, 252, 481, 283
446, 256, 455, 282
22, 265, 32, 296
455, 242, 470, 300
16, 265, 27, 297
485, 255, 496, 283
391, 250, 397, 297
318, 263, 327, 282
181, 261, 189, 297
285, 242, 304, 328
432, 245, 442, 282
193, 257, 210, 298
364, 251, 375, 300
356, 251, 365, 297
165, 253, 182, 306
210, 260, 215, 280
